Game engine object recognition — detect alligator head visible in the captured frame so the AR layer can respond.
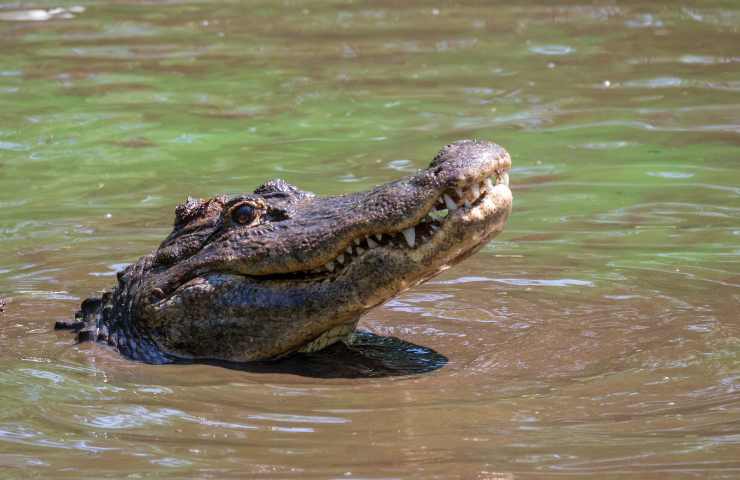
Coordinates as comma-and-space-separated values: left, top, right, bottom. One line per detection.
62, 140, 512, 363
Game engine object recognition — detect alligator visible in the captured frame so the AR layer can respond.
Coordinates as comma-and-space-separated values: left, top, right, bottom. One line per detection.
56, 140, 512, 364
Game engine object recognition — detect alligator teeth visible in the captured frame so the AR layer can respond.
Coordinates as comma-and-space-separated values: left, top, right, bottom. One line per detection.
464, 199, 471, 208
374, 233, 383, 242
500, 172, 509, 186
471, 183, 480, 199
485, 177, 495, 192
455, 187, 464, 198
336, 254, 345, 264
346, 246, 354, 255
402, 227, 416, 247
325, 261, 335, 272
443, 194, 457, 211
353, 238, 360, 246
430, 223, 440, 231
367, 237, 378, 248
355, 246, 365, 254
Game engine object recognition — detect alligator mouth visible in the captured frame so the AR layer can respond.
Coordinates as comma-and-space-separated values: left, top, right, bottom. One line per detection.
265, 168, 511, 282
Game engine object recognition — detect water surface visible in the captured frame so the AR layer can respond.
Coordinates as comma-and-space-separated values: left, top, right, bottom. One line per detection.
1, 1, 739, 478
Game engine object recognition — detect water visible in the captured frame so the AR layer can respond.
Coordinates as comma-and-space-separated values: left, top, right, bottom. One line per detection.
1, 1, 739, 478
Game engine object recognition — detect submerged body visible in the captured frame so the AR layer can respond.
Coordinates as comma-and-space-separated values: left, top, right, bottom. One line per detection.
58, 140, 512, 363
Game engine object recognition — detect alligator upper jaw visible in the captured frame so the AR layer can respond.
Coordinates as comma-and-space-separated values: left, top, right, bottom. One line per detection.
256, 150, 511, 283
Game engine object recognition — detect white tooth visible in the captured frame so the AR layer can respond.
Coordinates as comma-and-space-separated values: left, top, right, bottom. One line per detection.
430, 224, 440, 231
455, 187, 464, 198
367, 237, 378, 248
356, 246, 365, 254
402, 227, 416, 247
346, 246, 354, 255
374, 233, 383, 242
501, 172, 509, 186
337, 254, 345, 264
464, 199, 471, 208
485, 177, 495, 192
353, 238, 360, 245
443, 194, 457, 211
471, 183, 480, 198
325, 261, 335, 272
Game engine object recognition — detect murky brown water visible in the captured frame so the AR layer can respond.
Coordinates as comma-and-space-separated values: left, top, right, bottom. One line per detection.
1, 1, 739, 478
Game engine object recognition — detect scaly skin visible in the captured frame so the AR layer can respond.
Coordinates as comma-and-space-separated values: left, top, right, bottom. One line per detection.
57, 140, 513, 363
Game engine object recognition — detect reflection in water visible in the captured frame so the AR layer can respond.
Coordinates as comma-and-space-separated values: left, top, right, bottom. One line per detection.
191, 331, 448, 379
0, 0, 739, 477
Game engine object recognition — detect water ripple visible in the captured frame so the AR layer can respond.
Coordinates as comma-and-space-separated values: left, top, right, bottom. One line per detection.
248, 413, 350, 425
433, 276, 594, 287
81, 406, 185, 429
529, 45, 575, 56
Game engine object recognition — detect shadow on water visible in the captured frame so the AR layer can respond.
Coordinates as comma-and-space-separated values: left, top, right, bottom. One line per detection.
192, 330, 448, 379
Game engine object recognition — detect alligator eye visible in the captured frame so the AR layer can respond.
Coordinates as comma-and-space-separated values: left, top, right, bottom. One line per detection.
232, 204, 257, 225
